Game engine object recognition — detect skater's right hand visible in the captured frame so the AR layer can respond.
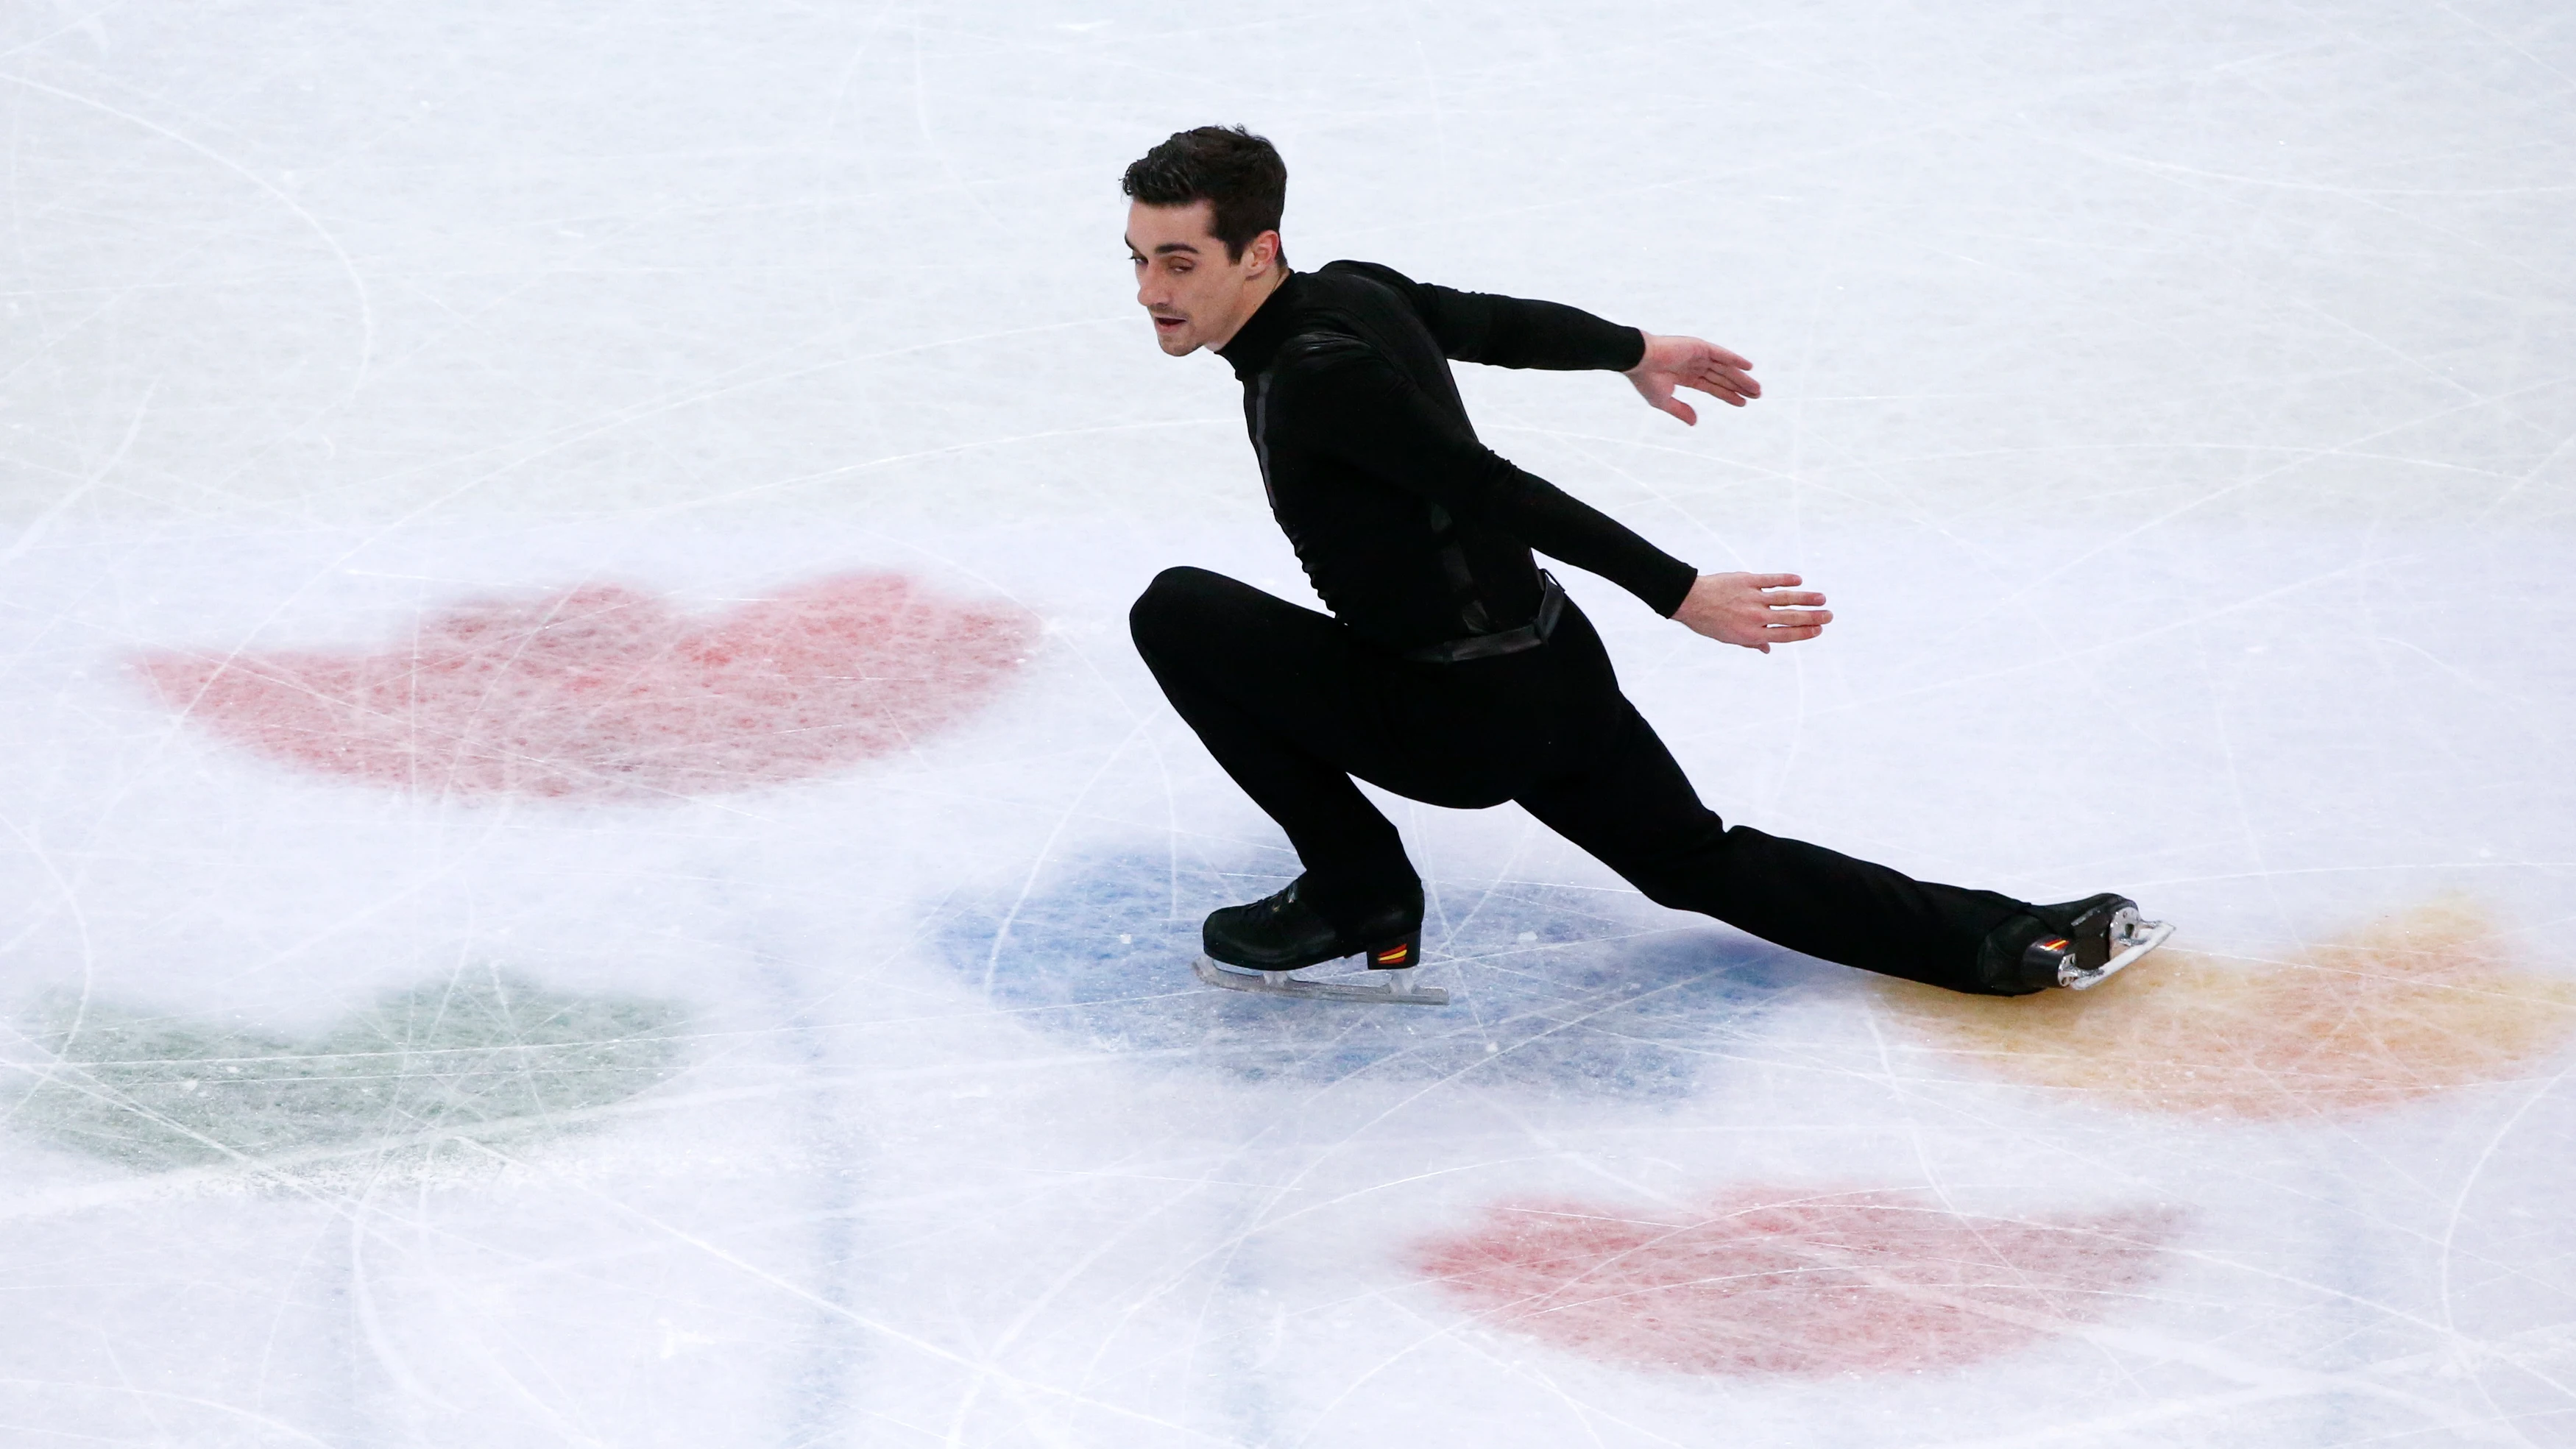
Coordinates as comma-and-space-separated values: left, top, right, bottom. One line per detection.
1674, 573, 1830, 653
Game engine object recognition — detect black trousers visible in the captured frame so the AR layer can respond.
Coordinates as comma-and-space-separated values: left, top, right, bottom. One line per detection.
1130, 567, 2028, 993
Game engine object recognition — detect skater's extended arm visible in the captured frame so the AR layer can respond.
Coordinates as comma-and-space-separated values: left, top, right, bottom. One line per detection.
1325, 260, 1648, 372
1275, 333, 1826, 645
1275, 333, 1697, 614
1321, 261, 1761, 422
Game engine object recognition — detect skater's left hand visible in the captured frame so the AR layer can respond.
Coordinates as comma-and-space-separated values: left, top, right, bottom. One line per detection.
1674, 573, 1829, 653
1626, 333, 1760, 425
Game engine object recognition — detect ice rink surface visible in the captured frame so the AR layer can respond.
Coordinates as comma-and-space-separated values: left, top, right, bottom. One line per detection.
3, 1, 2572, 1443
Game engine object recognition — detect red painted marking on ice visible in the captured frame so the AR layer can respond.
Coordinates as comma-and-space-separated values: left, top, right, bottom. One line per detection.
1413, 1188, 2177, 1377
135, 573, 1036, 801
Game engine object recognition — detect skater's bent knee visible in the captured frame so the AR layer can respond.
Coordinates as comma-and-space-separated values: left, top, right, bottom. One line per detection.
1129, 566, 1228, 649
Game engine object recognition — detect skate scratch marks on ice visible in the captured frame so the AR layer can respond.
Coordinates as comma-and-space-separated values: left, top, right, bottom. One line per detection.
10, 974, 687, 1179
1412, 1187, 2179, 1376
1875, 898, 2576, 1118
132, 573, 1035, 801
941, 852, 1836, 1097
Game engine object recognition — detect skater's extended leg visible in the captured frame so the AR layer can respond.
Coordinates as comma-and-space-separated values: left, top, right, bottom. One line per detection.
1129, 566, 1418, 925
1518, 696, 2027, 993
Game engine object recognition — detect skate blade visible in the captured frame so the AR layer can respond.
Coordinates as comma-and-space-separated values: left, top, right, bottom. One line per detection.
2060, 917, 2176, 991
1192, 954, 1450, 1006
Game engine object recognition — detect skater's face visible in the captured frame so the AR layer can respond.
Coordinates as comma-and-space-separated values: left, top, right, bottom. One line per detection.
1126, 200, 1281, 356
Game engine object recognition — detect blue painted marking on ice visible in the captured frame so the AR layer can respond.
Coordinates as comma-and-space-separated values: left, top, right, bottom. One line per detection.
939, 851, 1836, 1097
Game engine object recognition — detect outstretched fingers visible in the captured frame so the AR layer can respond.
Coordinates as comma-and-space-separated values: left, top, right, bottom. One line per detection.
1672, 570, 1829, 651
1632, 336, 1758, 417
1686, 365, 1760, 405
1684, 343, 1759, 405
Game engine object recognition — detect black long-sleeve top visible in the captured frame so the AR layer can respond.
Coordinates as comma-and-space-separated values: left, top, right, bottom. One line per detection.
1215, 260, 1698, 655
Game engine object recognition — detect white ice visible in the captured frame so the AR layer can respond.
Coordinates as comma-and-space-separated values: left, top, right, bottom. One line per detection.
2, 1, 2572, 1444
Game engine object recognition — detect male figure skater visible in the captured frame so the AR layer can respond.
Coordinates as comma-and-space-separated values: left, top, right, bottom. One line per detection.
1122, 126, 2163, 999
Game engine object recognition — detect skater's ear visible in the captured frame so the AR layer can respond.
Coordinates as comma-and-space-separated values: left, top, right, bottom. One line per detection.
1237, 228, 1283, 275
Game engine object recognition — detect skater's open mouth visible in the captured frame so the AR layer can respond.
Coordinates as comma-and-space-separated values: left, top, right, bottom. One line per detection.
1153, 314, 1185, 330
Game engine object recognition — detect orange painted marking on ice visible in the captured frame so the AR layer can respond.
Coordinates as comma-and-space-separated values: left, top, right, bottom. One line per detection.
135, 573, 1036, 802
1877, 898, 2576, 1119
1413, 1188, 2177, 1377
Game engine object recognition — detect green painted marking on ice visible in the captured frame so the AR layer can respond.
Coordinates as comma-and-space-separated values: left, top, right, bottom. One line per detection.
17, 974, 687, 1172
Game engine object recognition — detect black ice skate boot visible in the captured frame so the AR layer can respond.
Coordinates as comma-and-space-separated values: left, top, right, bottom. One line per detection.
1201, 877, 1424, 974
1972, 893, 2174, 994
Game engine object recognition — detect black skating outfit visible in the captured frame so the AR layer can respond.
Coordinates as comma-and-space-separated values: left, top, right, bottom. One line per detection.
1130, 261, 2030, 993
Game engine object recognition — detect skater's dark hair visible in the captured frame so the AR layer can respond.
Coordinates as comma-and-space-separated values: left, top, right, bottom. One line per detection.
1122, 126, 1288, 266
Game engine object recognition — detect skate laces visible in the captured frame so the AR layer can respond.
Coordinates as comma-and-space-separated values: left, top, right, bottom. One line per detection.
1253, 881, 1301, 926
